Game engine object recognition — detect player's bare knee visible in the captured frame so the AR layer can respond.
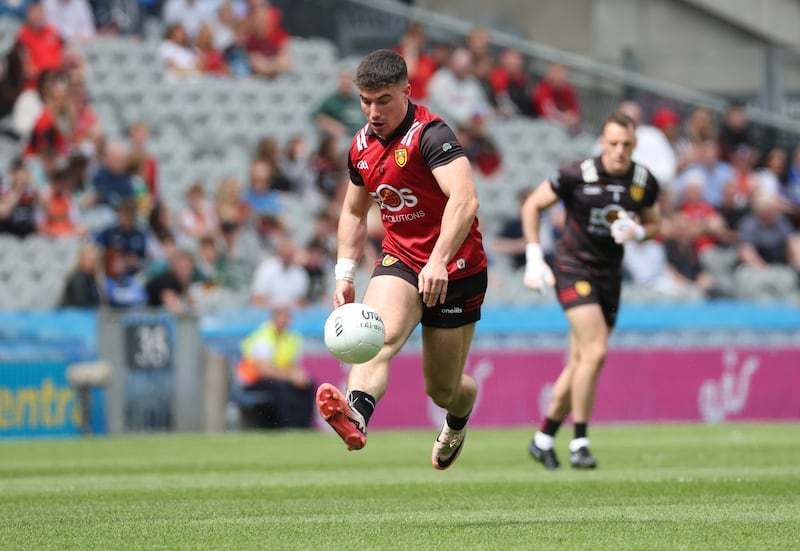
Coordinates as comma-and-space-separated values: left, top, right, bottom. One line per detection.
425, 383, 458, 409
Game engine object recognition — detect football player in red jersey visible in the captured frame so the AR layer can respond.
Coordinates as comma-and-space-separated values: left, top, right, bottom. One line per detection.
316, 49, 488, 470
522, 111, 661, 469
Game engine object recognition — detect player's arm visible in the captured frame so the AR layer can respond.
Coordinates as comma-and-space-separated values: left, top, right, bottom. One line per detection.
521, 181, 559, 291
637, 203, 661, 241
424, 156, 479, 306
333, 179, 373, 307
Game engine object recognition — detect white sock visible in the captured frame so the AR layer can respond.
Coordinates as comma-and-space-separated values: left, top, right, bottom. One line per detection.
569, 437, 590, 452
534, 431, 554, 450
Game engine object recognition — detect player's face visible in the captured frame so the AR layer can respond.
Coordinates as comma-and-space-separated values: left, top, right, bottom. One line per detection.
600, 122, 636, 175
359, 82, 410, 140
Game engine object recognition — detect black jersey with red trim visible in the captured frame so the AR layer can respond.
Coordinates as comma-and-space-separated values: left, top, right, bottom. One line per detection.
348, 102, 486, 279
550, 156, 659, 269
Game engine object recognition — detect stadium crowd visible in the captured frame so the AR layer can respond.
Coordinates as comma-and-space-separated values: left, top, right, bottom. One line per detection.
0, 1, 799, 315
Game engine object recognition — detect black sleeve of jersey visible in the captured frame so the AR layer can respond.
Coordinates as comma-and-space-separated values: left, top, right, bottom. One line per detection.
419, 121, 466, 170
643, 172, 660, 208
549, 162, 582, 202
347, 154, 365, 187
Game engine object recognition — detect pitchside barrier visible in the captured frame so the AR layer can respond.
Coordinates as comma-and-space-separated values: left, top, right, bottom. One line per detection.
0, 302, 798, 438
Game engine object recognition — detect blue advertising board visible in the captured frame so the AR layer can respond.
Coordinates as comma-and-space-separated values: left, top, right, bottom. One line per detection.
0, 362, 106, 438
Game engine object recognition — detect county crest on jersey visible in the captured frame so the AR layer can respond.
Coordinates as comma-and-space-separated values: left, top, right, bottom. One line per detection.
348, 103, 486, 279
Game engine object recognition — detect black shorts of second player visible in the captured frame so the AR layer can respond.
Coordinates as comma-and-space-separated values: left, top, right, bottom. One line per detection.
552, 255, 622, 328
371, 255, 487, 329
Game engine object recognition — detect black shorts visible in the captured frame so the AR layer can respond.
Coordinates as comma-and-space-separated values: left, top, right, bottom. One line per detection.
371, 254, 487, 328
553, 255, 622, 328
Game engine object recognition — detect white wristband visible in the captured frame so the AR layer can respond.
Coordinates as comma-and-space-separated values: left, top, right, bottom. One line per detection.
525, 243, 544, 263
334, 258, 357, 281
633, 224, 646, 242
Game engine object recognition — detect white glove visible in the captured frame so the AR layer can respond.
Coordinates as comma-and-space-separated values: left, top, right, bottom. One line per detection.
610, 212, 645, 244
524, 243, 555, 293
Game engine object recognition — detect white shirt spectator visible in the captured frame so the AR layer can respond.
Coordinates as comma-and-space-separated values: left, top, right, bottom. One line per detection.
43, 0, 95, 42
633, 124, 677, 188
11, 89, 43, 139
158, 40, 199, 76
426, 48, 491, 128
251, 255, 309, 308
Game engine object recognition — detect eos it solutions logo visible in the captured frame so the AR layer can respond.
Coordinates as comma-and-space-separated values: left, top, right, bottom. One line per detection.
370, 184, 419, 212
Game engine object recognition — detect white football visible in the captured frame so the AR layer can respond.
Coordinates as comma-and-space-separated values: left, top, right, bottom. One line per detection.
323, 303, 385, 364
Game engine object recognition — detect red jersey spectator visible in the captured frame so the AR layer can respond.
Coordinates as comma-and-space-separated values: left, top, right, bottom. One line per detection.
24, 70, 70, 158
489, 47, 533, 118
38, 165, 84, 238
16, 3, 64, 83
532, 63, 581, 132
196, 23, 229, 76
677, 170, 727, 255
243, 0, 291, 79
393, 21, 436, 101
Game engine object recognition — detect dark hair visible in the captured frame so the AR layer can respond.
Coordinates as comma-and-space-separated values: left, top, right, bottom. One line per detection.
354, 49, 408, 91
602, 111, 636, 133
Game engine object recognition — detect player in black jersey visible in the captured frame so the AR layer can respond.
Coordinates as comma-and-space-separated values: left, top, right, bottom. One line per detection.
522, 111, 661, 469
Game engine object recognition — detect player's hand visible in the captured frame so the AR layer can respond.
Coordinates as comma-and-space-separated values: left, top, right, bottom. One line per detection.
610, 212, 645, 244
333, 279, 355, 308
418, 260, 449, 307
523, 243, 555, 293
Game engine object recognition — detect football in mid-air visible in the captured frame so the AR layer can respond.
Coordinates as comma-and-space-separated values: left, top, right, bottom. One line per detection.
323, 303, 385, 364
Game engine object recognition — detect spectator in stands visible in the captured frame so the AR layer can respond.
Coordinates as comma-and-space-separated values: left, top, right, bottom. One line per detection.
145, 201, 177, 263
144, 248, 195, 312
37, 163, 85, 237
754, 147, 788, 198
0, 0, 34, 19
60, 241, 103, 308
651, 107, 693, 172
312, 68, 364, 148
178, 181, 218, 244
243, 158, 284, 220
195, 22, 229, 76
15, 2, 64, 82
162, 0, 216, 39
491, 188, 533, 270
24, 69, 70, 158
675, 170, 727, 257
43, 0, 95, 42
127, 121, 158, 201
311, 133, 346, 200
210, 0, 250, 77
234, 304, 314, 429
95, 199, 147, 275
215, 174, 249, 230
88, 140, 135, 210
243, 0, 291, 79
0, 43, 31, 124
103, 246, 146, 308
622, 233, 702, 299
464, 26, 491, 60
685, 107, 717, 145
279, 135, 315, 196
489, 47, 533, 118
66, 70, 99, 154
194, 234, 222, 284
662, 211, 716, 297
784, 144, 800, 228
455, 119, 502, 177
532, 63, 581, 133
618, 100, 676, 187
159, 23, 200, 79
718, 102, 754, 163
0, 156, 38, 237
427, 47, 492, 128
393, 21, 436, 101
251, 232, 309, 309
727, 143, 759, 208
735, 191, 800, 300
300, 237, 330, 304
675, 140, 734, 208
716, 181, 751, 244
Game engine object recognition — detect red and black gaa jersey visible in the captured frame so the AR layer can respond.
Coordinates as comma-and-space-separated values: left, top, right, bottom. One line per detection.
551, 156, 659, 270
348, 102, 486, 279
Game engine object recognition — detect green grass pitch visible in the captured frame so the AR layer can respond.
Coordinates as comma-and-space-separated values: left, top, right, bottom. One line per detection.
1, 424, 798, 550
